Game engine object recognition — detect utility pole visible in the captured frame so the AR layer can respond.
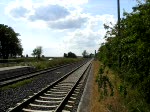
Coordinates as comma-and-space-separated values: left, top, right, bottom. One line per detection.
117, 0, 120, 28
117, 0, 121, 68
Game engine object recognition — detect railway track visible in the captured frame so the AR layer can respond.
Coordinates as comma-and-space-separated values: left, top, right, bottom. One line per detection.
8, 59, 92, 112
0, 66, 36, 82
0, 60, 88, 87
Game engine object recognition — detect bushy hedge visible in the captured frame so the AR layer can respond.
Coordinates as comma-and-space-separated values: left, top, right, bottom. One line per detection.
23, 58, 82, 70
0, 57, 48, 63
98, 0, 150, 111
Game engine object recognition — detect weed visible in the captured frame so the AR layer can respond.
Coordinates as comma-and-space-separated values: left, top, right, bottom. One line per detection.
1, 78, 33, 90
96, 65, 114, 99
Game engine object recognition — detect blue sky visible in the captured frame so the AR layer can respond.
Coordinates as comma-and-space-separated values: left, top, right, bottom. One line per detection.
0, 0, 137, 57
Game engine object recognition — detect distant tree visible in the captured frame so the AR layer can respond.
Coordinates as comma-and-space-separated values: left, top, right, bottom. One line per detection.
32, 46, 42, 59
64, 53, 67, 58
0, 24, 23, 59
26, 54, 28, 58
68, 52, 77, 58
64, 52, 77, 58
32, 49, 36, 57
89, 53, 94, 58
82, 50, 88, 58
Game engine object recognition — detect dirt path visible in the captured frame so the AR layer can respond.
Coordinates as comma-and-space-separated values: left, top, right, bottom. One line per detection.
90, 60, 107, 112
90, 60, 127, 112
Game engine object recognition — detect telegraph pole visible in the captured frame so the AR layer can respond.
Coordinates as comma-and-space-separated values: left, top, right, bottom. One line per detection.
117, 0, 121, 68
117, 0, 120, 28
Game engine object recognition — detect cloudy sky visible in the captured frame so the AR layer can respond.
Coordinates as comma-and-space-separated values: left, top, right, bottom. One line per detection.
0, 0, 137, 57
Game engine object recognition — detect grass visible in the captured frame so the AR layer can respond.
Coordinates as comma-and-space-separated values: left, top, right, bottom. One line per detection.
101, 67, 127, 112
91, 60, 127, 112
0, 58, 82, 90
26, 58, 82, 70
94, 60, 150, 112
0, 78, 33, 90
104, 67, 150, 112
90, 60, 106, 112
0, 58, 82, 70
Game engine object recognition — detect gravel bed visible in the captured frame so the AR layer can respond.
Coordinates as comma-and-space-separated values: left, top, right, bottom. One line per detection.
0, 66, 36, 81
71, 63, 92, 112
0, 59, 89, 112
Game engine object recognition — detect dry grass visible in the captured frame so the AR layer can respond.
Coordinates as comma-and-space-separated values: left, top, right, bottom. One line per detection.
90, 60, 107, 112
90, 61, 128, 112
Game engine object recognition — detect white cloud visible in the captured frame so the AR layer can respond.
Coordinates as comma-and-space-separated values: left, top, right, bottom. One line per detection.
62, 29, 105, 54
61, 14, 116, 55
95, 14, 116, 26
27, 20, 48, 29
4, 0, 91, 29
43, 47, 64, 57
29, 5, 70, 21
4, 0, 116, 56
10, 6, 29, 18
48, 16, 87, 29
5, 0, 33, 13
5, 0, 88, 18
5, 0, 87, 30
45, 0, 88, 6
5, 0, 34, 20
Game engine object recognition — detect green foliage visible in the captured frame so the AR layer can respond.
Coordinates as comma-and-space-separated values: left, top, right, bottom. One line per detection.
0, 58, 82, 69
96, 65, 114, 99
64, 52, 77, 58
27, 58, 82, 70
98, 0, 150, 110
0, 24, 23, 59
0, 78, 33, 90
32, 46, 42, 58
118, 84, 127, 98
82, 50, 94, 58
82, 50, 88, 58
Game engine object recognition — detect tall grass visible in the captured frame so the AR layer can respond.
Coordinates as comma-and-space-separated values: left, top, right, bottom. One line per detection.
0, 78, 33, 90
30, 58, 82, 70
96, 64, 150, 112
0, 58, 82, 69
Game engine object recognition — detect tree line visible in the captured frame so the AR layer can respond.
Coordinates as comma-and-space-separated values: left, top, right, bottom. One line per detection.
0, 24, 94, 60
98, 0, 150, 108
0, 24, 44, 60
0, 24, 23, 59
64, 50, 94, 58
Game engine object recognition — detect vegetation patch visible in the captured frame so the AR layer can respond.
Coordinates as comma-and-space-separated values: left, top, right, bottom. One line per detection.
96, 63, 127, 112
0, 58, 82, 69
28, 58, 82, 70
96, 62, 150, 112
96, 64, 114, 99
0, 78, 33, 90
97, 1, 150, 111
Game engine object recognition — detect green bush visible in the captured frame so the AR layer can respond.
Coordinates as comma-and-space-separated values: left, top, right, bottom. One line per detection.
98, 1, 150, 111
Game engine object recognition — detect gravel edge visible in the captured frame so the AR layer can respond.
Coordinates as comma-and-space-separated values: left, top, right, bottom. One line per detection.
76, 63, 93, 112
0, 60, 88, 112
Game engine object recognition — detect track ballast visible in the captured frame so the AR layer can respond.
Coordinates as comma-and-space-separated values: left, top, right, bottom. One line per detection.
8, 60, 92, 112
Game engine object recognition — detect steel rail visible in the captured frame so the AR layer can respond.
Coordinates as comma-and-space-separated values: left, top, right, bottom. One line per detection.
0, 63, 69, 82
55, 63, 92, 112
8, 60, 91, 112
0, 60, 87, 87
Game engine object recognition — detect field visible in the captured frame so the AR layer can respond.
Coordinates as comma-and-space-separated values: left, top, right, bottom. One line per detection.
0, 57, 83, 70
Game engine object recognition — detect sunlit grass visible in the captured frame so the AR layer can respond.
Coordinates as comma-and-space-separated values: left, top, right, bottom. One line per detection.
0, 78, 33, 90
0, 58, 82, 70
94, 61, 127, 112
0, 58, 82, 90
25, 58, 82, 70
